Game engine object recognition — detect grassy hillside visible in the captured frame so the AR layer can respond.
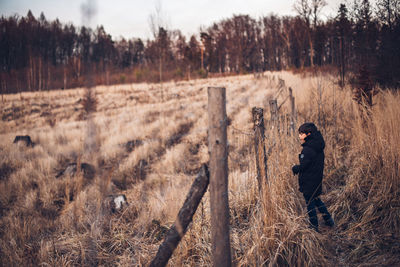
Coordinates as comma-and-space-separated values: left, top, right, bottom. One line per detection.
0, 71, 399, 266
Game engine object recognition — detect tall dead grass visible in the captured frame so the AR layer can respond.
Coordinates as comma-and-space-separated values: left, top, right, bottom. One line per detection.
0, 72, 399, 266
328, 90, 400, 265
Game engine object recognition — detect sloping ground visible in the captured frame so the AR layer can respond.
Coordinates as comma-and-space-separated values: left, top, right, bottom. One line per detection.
0, 72, 399, 266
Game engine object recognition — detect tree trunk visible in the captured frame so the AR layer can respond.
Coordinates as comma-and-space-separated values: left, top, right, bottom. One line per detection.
47, 64, 51, 90
38, 57, 42, 91
16, 72, 20, 94
1, 73, 4, 102
105, 63, 109, 86
64, 65, 67, 90
339, 37, 345, 87
26, 68, 31, 92
289, 87, 296, 135
159, 53, 163, 101
30, 55, 34, 91
308, 30, 314, 67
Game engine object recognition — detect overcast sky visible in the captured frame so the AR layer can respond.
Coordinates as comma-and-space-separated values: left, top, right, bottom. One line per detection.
0, 0, 349, 40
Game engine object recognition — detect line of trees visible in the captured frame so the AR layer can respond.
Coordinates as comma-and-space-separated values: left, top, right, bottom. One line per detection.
0, 0, 399, 94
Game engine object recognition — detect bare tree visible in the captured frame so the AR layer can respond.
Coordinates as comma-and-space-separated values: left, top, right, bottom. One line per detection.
294, 0, 312, 27
336, 4, 351, 86
311, 0, 327, 27
148, 1, 169, 101
376, 0, 400, 29
294, 0, 326, 67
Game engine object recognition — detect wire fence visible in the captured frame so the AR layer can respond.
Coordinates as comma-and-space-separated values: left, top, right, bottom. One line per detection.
9, 76, 300, 189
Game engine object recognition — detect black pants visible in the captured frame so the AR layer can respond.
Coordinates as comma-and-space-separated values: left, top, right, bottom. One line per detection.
303, 193, 332, 229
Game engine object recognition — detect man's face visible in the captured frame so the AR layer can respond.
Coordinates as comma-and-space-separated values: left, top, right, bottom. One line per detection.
299, 132, 309, 143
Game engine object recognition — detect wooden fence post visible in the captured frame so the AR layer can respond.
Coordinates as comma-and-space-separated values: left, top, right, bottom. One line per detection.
252, 107, 268, 192
269, 99, 278, 130
149, 164, 210, 267
208, 87, 232, 267
289, 87, 296, 135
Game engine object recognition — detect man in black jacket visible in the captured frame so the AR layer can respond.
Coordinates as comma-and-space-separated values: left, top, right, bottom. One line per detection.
292, 123, 334, 232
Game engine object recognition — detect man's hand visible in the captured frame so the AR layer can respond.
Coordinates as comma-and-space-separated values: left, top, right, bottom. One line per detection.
292, 165, 300, 175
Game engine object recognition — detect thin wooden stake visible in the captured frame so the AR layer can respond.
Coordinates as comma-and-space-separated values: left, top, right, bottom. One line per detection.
289, 87, 296, 135
252, 107, 268, 192
208, 86, 232, 267
149, 164, 210, 267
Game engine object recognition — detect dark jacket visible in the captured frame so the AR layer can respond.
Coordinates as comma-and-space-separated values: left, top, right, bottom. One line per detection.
292, 131, 325, 197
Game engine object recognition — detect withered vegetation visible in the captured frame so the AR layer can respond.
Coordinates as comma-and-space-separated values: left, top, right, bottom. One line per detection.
0, 72, 399, 266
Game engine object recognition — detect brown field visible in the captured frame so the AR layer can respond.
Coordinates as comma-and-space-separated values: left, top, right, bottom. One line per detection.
1, 71, 399, 266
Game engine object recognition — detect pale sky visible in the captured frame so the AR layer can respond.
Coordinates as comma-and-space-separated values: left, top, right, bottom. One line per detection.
0, 0, 349, 40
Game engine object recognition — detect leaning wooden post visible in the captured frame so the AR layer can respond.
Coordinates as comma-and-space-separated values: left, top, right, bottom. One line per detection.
149, 164, 210, 267
289, 87, 296, 135
252, 107, 268, 192
208, 87, 232, 267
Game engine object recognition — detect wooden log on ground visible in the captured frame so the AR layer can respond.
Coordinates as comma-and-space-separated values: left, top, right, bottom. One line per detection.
252, 107, 268, 191
149, 164, 210, 267
208, 86, 232, 267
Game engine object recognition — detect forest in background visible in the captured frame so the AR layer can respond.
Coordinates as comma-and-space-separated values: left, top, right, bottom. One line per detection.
0, 0, 399, 93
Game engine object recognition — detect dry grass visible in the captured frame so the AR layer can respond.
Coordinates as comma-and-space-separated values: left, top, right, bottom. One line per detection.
0, 72, 399, 266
